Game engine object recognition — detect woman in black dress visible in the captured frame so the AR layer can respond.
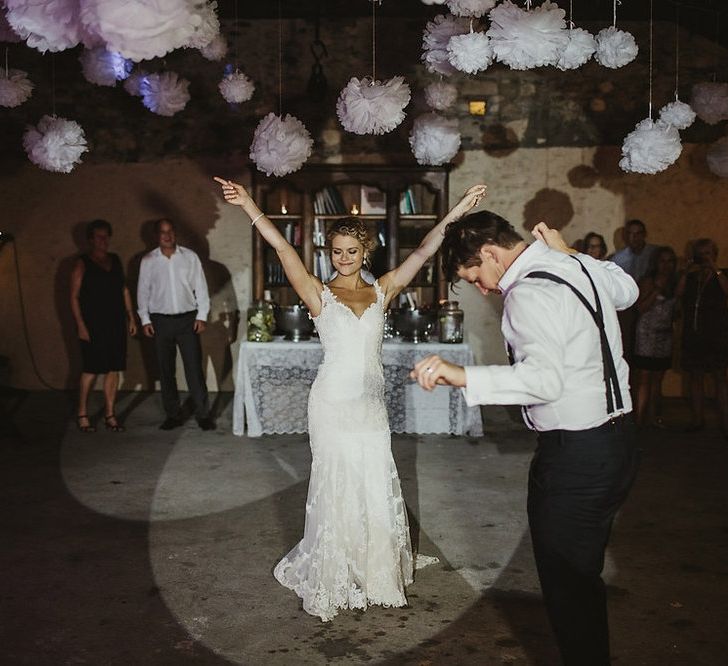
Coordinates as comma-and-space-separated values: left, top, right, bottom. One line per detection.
676, 238, 728, 434
70, 220, 137, 432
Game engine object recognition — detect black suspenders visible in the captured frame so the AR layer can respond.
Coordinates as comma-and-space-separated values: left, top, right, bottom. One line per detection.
507, 257, 624, 426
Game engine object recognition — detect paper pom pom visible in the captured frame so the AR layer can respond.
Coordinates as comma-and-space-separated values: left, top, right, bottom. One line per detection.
140, 71, 190, 116
707, 137, 728, 178
424, 81, 458, 111
619, 118, 682, 175
199, 33, 227, 60
123, 69, 148, 96
249, 112, 313, 177
594, 26, 638, 69
0, 68, 33, 107
218, 71, 254, 103
421, 0, 447, 4
445, 0, 496, 18
690, 83, 728, 125
487, 0, 569, 70
336, 76, 411, 135
79, 47, 132, 86
79, 0, 214, 61
23, 114, 88, 173
448, 31, 493, 74
409, 113, 461, 166
0, 10, 22, 42
6, 0, 85, 52
422, 14, 470, 77
658, 100, 696, 130
556, 27, 596, 71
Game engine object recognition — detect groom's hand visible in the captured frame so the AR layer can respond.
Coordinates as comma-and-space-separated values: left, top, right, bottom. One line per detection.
410, 354, 466, 391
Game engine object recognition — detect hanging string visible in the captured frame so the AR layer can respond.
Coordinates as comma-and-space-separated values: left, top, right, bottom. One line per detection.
674, 5, 680, 100
713, 10, 720, 83
4, 46, 8, 79
371, 0, 376, 82
234, 0, 239, 71
568, 0, 573, 31
613, 0, 618, 28
51, 53, 56, 117
648, 0, 653, 119
278, 0, 282, 116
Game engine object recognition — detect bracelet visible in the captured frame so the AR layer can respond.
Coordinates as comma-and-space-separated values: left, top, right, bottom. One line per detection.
251, 212, 265, 226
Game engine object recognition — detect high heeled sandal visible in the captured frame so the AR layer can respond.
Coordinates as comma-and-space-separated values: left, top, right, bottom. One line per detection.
76, 415, 96, 433
104, 414, 125, 432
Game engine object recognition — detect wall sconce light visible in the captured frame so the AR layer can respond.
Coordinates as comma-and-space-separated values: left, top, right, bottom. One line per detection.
468, 100, 487, 116
350, 204, 359, 215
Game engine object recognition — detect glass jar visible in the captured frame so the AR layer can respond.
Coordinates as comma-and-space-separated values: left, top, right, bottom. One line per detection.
438, 300, 464, 343
246, 300, 276, 342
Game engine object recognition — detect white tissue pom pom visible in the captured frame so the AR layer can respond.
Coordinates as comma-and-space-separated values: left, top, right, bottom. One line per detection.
0, 68, 33, 107
123, 69, 148, 96
424, 81, 458, 111
140, 71, 191, 116
249, 112, 313, 177
422, 14, 470, 76
556, 27, 596, 71
448, 31, 493, 74
79, 0, 212, 61
23, 115, 88, 173
445, 0, 496, 18
487, 0, 569, 70
594, 26, 638, 69
218, 71, 254, 103
690, 83, 728, 125
707, 137, 728, 178
421, 0, 446, 5
185, 0, 219, 49
409, 113, 461, 166
0, 10, 22, 42
79, 47, 132, 86
619, 118, 682, 174
6, 0, 85, 52
199, 33, 226, 60
336, 76, 411, 135
658, 100, 696, 130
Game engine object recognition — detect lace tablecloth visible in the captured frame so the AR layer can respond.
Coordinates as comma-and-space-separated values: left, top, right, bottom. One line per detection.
233, 339, 484, 438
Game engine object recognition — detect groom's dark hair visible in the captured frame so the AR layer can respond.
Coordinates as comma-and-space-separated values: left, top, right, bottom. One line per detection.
441, 210, 524, 283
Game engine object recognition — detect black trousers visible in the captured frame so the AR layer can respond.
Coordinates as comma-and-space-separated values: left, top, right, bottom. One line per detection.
150, 311, 209, 419
527, 415, 640, 666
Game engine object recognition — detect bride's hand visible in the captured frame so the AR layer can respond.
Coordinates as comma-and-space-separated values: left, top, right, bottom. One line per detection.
452, 184, 487, 218
214, 177, 251, 207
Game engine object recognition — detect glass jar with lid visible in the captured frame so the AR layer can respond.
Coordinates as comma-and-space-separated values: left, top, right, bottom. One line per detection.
438, 300, 464, 343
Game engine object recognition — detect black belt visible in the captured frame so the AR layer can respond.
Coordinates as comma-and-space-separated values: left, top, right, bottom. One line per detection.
150, 310, 196, 319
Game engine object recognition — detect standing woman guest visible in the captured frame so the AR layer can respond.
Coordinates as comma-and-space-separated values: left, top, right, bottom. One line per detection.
215, 176, 486, 622
583, 232, 608, 260
70, 220, 137, 432
632, 246, 678, 427
676, 238, 728, 434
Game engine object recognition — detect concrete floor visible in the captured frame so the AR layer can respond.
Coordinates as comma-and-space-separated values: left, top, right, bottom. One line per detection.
2, 390, 727, 665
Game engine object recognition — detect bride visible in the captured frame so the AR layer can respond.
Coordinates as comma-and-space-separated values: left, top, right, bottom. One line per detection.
215, 176, 486, 621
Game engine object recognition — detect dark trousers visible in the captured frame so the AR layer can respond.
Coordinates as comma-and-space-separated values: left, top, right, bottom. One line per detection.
150, 311, 209, 419
527, 415, 640, 666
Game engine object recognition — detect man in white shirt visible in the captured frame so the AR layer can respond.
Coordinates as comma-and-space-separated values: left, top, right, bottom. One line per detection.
410, 214, 640, 666
137, 219, 213, 430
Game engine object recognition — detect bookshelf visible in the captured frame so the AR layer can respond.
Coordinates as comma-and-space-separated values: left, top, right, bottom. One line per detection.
252, 164, 450, 306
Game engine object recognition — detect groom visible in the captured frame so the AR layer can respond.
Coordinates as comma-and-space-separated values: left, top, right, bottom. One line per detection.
410, 213, 640, 666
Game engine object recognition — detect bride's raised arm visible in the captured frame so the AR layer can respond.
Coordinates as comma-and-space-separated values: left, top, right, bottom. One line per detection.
214, 177, 323, 314
378, 184, 487, 304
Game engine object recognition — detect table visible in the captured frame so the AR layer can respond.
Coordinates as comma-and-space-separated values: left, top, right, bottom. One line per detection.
233, 339, 483, 438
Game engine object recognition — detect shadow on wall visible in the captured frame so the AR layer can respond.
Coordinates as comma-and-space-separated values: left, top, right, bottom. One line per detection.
53, 222, 88, 390
522, 188, 575, 233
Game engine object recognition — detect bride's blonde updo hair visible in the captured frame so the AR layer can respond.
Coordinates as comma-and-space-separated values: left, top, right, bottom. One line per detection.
325, 217, 378, 254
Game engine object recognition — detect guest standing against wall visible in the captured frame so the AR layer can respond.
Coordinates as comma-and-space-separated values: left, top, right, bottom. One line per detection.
676, 238, 728, 435
137, 219, 214, 431
583, 231, 608, 260
70, 219, 137, 432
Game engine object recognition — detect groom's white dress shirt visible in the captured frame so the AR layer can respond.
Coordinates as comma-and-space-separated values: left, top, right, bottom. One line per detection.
463, 241, 638, 432
137, 246, 210, 326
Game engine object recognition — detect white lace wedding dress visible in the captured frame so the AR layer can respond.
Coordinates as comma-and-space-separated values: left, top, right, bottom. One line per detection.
273, 281, 414, 621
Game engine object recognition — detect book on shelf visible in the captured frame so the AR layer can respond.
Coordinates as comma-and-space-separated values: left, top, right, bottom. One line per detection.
399, 187, 418, 215
315, 186, 348, 215
313, 248, 333, 282
360, 185, 386, 215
